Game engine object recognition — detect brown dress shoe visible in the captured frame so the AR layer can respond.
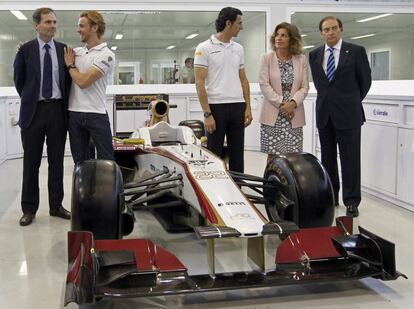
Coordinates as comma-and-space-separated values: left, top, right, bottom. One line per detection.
49, 206, 71, 220
19, 213, 35, 226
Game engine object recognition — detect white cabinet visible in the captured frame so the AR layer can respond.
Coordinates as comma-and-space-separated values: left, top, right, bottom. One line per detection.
364, 102, 399, 124
397, 128, 414, 207
303, 98, 315, 154
361, 122, 398, 194
5, 98, 23, 158
169, 95, 188, 125
115, 110, 146, 134
187, 96, 203, 121
244, 95, 262, 151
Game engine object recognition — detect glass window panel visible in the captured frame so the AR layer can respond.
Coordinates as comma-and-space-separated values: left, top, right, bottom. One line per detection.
371, 51, 390, 80
291, 12, 414, 80
0, 9, 266, 86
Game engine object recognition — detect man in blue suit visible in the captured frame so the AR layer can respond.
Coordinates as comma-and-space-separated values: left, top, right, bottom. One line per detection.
14, 7, 72, 226
309, 16, 371, 218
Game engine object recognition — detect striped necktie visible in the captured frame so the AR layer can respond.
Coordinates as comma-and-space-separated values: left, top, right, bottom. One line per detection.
326, 47, 335, 82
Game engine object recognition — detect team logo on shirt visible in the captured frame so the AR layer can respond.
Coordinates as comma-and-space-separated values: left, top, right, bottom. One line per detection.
195, 51, 203, 56
108, 56, 113, 62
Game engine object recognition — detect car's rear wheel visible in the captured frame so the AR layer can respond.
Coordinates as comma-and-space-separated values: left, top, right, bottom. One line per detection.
263, 153, 335, 228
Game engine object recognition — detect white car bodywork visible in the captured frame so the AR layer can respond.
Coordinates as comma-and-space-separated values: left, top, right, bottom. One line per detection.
128, 121, 268, 237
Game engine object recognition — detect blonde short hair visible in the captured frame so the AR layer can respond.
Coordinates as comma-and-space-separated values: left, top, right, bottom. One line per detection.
80, 11, 106, 38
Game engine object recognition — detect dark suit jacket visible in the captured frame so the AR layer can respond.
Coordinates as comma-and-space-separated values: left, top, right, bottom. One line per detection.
309, 41, 372, 130
13, 39, 71, 129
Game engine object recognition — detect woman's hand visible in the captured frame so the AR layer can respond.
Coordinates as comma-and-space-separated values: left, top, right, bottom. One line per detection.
280, 100, 296, 121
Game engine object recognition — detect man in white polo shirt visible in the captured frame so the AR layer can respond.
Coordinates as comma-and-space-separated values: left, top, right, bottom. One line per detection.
64, 10, 115, 164
194, 7, 252, 173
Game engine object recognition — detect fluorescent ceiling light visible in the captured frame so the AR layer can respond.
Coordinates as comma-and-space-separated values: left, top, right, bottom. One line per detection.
185, 33, 199, 40
10, 10, 27, 20
0, 34, 13, 40
351, 33, 375, 40
111, 46, 118, 50
166, 45, 176, 50
304, 45, 315, 49
115, 33, 123, 40
301, 34, 308, 37
357, 13, 393, 23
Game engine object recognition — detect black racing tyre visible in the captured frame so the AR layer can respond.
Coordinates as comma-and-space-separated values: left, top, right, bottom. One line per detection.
263, 153, 335, 228
71, 160, 125, 240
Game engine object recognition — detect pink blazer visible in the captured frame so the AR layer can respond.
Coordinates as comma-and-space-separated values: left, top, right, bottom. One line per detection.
258, 52, 309, 128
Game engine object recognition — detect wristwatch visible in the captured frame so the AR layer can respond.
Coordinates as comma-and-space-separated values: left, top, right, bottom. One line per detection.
67, 64, 76, 70
203, 111, 212, 118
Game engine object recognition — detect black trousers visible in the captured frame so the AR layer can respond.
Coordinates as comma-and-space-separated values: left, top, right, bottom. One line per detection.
68, 111, 114, 164
318, 118, 362, 207
20, 100, 67, 214
208, 103, 245, 173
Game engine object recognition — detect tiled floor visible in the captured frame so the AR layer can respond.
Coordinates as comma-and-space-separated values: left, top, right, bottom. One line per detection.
0, 152, 413, 308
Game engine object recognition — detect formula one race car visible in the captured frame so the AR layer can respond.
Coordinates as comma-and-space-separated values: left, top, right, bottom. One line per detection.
64, 101, 406, 306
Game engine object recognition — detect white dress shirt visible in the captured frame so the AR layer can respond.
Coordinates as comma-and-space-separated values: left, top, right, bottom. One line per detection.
323, 38, 342, 75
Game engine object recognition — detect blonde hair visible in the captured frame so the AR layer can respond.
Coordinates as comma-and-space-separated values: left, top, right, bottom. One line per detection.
80, 11, 105, 38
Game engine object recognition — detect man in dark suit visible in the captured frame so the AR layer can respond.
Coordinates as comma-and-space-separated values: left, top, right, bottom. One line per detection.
309, 16, 371, 217
14, 7, 72, 226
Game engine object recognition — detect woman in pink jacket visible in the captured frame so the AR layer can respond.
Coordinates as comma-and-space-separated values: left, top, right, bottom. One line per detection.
259, 22, 309, 163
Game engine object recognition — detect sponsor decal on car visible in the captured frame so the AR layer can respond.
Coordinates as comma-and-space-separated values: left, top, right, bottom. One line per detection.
217, 201, 246, 207
229, 213, 253, 220
193, 170, 228, 180
188, 159, 213, 166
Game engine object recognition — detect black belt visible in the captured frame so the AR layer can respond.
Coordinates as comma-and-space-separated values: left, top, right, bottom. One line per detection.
38, 98, 63, 103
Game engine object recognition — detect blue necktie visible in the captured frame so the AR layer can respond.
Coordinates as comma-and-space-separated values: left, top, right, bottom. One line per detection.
42, 44, 52, 99
326, 47, 335, 82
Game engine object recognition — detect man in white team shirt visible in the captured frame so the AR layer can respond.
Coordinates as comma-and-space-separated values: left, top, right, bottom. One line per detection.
194, 7, 252, 173
64, 10, 115, 164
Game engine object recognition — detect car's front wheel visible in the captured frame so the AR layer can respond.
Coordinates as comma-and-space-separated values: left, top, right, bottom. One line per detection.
263, 153, 335, 228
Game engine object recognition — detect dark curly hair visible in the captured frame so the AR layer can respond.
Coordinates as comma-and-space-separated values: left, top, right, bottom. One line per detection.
270, 22, 304, 55
215, 7, 242, 32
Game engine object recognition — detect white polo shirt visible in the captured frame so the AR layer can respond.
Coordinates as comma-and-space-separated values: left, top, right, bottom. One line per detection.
68, 42, 115, 114
194, 35, 245, 104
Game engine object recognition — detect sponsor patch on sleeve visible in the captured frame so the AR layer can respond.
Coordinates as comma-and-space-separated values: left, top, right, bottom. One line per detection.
195, 51, 203, 56
101, 60, 110, 67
